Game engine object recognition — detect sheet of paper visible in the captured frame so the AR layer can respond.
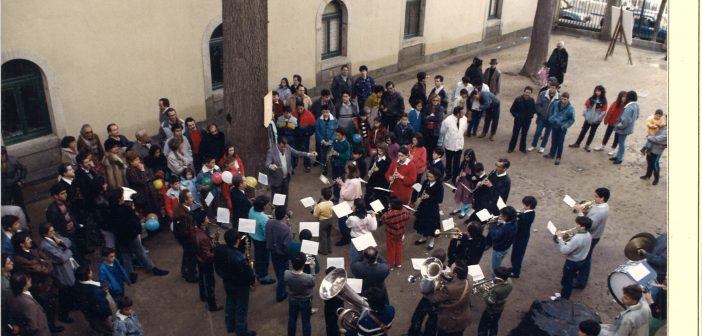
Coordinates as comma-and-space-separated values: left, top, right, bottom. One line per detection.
272, 193, 286, 206
468, 265, 485, 281
413, 183, 422, 192
300, 240, 319, 256
411, 258, 426, 270
257, 172, 268, 186
627, 262, 651, 282
547, 221, 557, 235
332, 202, 353, 218
403, 205, 416, 212
351, 232, 377, 251
205, 192, 215, 206
563, 195, 576, 208
373, 187, 391, 192
299, 222, 320, 237
441, 218, 455, 231
319, 175, 330, 185
443, 182, 457, 191
327, 257, 344, 270
476, 209, 492, 222
347, 278, 363, 293
238, 218, 256, 233
216, 207, 230, 223
300, 197, 315, 208
370, 200, 385, 213
496, 196, 507, 210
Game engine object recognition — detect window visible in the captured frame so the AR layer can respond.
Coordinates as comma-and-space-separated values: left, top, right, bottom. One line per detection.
488, 0, 501, 19
209, 25, 224, 90
1, 60, 52, 145
321, 1, 343, 59
404, 0, 422, 38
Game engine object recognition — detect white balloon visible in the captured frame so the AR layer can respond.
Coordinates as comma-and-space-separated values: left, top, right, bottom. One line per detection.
221, 171, 233, 185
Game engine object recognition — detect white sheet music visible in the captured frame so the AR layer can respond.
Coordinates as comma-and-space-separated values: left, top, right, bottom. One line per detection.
411, 258, 426, 270
496, 196, 507, 210
476, 209, 492, 222
300, 240, 319, 256
238, 218, 256, 233
272, 193, 287, 206
327, 257, 344, 270
332, 202, 353, 218
563, 195, 576, 208
319, 175, 330, 185
347, 278, 363, 293
257, 172, 268, 186
351, 232, 377, 251
299, 222, 320, 237
441, 218, 455, 231
547, 221, 557, 235
468, 265, 485, 281
300, 197, 315, 208
627, 262, 651, 281
205, 192, 215, 206
443, 183, 457, 191
216, 207, 230, 223
370, 200, 385, 213
413, 183, 422, 192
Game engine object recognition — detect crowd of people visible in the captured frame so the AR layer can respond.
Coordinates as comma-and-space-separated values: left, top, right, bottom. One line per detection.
0, 44, 669, 336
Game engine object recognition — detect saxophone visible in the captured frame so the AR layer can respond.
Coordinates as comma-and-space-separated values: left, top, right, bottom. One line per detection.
242, 235, 256, 291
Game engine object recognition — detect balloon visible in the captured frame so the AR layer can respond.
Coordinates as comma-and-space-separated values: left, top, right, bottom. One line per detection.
152, 179, 163, 190
144, 218, 160, 231
352, 134, 362, 144
245, 176, 257, 188
201, 176, 212, 186
211, 172, 223, 185
221, 171, 233, 184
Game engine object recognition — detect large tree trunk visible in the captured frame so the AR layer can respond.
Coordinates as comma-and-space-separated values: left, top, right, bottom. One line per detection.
651, 0, 667, 43
519, 0, 557, 79
600, 0, 621, 40
221, 0, 269, 175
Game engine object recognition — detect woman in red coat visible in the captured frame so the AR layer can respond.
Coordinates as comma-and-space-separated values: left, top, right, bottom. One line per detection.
594, 90, 625, 154
385, 146, 417, 205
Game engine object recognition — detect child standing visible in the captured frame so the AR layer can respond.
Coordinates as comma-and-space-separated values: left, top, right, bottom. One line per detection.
641, 109, 666, 155
113, 296, 143, 336
395, 114, 415, 146
285, 252, 316, 336
382, 197, 411, 269
509, 196, 537, 278
451, 149, 477, 218
428, 148, 446, 180
164, 175, 182, 220
538, 62, 550, 87
408, 101, 423, 133
313, 187, 334, 255
99, 247, 131, 299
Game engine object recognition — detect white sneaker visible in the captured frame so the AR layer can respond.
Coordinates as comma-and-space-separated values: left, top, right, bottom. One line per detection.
538, 147, 545, 153
593, 145, 604, 151
607, 150, 615, 156
527, 146, 535, 152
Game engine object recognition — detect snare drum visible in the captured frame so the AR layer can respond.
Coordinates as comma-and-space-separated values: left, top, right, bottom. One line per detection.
608, 260, 657, 308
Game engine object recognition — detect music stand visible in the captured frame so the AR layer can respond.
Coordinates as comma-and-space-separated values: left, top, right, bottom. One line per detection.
605, 6, 633, 65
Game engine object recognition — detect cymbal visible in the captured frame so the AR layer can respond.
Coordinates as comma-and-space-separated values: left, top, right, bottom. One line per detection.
624, 232, 656, 261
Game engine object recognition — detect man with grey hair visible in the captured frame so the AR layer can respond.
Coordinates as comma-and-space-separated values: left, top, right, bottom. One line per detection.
547, 41, 568, 84
131, 129, 152, 159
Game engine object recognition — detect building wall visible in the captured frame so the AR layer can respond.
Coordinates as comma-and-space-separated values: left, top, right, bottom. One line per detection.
501, 0, 540, 34
423, 0, 487, 55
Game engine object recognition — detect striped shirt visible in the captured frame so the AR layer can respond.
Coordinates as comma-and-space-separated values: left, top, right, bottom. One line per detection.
382, 209, 411, 239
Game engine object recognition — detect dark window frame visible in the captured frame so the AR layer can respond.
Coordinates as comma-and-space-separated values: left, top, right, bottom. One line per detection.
209, 25, 224, 90
404, 0, 422, 38
1, 60, 52, 145
321, 1, 343, 60
488, 0, 501, 19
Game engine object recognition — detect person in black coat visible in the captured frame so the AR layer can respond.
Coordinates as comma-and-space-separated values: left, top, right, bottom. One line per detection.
199, 124, 226, 167
214, 229, 256, 335
73, 265, 113, 335
364, 143, 391, 208
413, 168, 444, 250
379, 81, 405, 133
408, 72, 428, 109
508, 86, 537, 153
483, 158, 511, 214
464, 57, 484, 85
468, 163, 491, 222
447, 221, 487, 266
548, 41, 569, 84
509, 196, 537, 278
330, 64, 353, 105
229, 175, 252, 230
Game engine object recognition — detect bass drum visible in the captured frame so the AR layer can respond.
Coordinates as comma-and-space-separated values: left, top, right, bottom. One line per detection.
608, 261, 657, 308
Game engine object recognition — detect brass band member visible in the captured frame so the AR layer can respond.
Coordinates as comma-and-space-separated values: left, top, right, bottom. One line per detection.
477, 266, 513, 336
406, 248, 449, 336
556, 216, 592, 300
213, 230, 256, 335
192, 211, 222, 312
429, 260, 473, 336
413, 168, 444, 250
572, 187, 609, 289
447, 221, 486, 267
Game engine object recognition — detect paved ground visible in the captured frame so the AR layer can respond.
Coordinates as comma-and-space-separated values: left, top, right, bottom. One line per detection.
30, 33, 667, 335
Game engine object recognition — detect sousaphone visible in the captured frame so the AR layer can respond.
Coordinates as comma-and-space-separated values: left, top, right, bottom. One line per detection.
624, 232, 656, 261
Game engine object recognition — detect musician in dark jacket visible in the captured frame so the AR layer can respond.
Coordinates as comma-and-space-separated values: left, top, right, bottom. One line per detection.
229, 175, 252, 229
488, 207, 518, 275
509, 196, 537, 278
508, 87, 537, 153
350, 247, 390, 305
192, 211, 222, 311
468, 163, 491, 223
73, 265, 113, 335
413, 168, 444, 250
484, 159, 511, 214
448, 221, 487, 267
214, 229, 256, 335
172, 190, 198, 282
429, 260, 473, 335
364, 143, 391, 208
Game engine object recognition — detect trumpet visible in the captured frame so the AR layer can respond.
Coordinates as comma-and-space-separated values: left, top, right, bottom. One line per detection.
471, 277, 498, 295
552, 228, 577, 243
434, 229, 465, 239
573, 200, 595, 214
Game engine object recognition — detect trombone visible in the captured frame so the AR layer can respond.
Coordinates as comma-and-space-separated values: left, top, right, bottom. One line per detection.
434, 228, 465, 239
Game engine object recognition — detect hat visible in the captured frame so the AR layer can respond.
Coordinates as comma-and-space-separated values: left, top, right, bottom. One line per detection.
490, 58, 498, 65
104, 138, 121, 151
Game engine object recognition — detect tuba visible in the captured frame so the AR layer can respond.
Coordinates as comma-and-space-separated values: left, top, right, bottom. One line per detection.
319, 268, 369, 334
407, 257, 445, 285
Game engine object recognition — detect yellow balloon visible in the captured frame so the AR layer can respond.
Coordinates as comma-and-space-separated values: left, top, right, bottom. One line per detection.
152, 179, 163, 190
245, 176, 257, 188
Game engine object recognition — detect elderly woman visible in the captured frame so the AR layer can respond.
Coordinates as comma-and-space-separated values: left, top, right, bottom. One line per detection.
60, 136, 78, 166
167, 139, 193, 176
102, 138, 128, 189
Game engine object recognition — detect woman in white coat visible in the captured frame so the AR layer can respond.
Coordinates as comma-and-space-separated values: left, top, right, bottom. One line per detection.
438, 106, 469, 184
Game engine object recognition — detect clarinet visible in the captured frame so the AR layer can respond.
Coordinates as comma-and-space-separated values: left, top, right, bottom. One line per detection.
470, 169, 495, 193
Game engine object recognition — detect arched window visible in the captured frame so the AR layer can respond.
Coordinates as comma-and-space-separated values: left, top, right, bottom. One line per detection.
209, 25, 224, 90
321, 1, 343, 59
1, 60, 52, 144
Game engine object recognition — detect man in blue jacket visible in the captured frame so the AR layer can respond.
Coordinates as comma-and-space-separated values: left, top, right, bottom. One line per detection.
544, 92, 575, 165
488, 206, 518, 275
315, 106, 338, 175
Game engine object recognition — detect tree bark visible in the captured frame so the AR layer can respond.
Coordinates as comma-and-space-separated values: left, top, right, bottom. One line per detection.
519, 0, 557, 79
651, 0, 666, 43
221, 0, 269, 176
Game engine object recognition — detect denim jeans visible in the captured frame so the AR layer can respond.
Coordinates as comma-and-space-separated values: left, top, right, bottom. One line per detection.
548, 128, 567, 159
478, 310, 503, 336
119, 236, 154, 273
271, 253, 289, 301
469, 110, 483, 135
561, 259, 587, 299
253, 239, 271, 280
615, 133, 628, 161
223, 281, 251, 335
288, 298, 312, 336
575, 238, 599, 287
491, 248, 510, 274
531, 119, 552, 148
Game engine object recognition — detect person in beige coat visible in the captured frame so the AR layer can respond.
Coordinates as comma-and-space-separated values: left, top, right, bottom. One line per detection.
429, 260, 473, 335
102, 138, 127, 189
